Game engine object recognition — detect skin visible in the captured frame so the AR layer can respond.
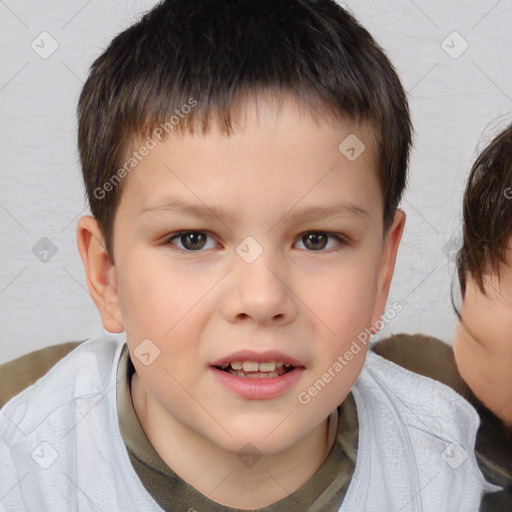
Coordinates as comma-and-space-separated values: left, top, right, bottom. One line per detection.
77, 93, 404, 508
454, 250, 512, 429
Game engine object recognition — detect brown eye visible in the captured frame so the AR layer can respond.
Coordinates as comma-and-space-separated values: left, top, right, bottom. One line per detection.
303, 233, 328, 251
167, 231, 216, 251
295, 232, 346, 252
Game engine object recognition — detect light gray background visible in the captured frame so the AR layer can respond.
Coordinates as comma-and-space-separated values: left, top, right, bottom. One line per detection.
1, 0, 511, 364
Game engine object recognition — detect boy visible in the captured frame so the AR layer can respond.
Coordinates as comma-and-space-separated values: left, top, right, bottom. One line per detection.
375, 123, 512, 510
0, 1, 496, 510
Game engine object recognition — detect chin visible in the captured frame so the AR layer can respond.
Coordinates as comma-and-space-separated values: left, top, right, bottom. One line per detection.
208, 423, 300, 456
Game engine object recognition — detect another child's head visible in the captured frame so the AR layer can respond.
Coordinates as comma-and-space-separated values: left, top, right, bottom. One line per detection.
455, 123, 512, 426
76, 0, 411, 459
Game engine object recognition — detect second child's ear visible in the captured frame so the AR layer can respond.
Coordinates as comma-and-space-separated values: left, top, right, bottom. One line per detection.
76, 216, 124, 333
371, 210, 406, 326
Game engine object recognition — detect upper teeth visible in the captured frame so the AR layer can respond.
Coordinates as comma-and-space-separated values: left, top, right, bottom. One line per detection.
221, 361, 289, 371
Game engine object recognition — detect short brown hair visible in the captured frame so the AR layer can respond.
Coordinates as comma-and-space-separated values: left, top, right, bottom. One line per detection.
77, 0, 412, 261
457, 123, 512, 296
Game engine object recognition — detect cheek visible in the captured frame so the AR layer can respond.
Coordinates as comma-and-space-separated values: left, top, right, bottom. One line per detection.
461, 292, 510, 356
301, 260, 378, 388
318, 260, 378, 332
452, 332, 475, 385
116, 253, 203, 333
117, 250, 212, 346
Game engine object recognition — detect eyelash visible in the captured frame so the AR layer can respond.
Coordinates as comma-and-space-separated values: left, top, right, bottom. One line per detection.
164, 231, 349, 253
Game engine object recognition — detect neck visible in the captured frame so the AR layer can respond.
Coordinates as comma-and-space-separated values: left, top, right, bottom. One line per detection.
130, 372, 334, 508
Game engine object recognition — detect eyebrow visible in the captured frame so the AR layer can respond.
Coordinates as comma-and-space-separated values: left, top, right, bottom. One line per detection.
141, 196, 370, 225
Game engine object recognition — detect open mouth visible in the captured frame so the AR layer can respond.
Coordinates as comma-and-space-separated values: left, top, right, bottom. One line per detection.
210, 355, 305, 399
214, 361, 296, 378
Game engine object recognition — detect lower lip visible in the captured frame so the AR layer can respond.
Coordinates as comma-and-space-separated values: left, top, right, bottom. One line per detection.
209, 366, 305, 400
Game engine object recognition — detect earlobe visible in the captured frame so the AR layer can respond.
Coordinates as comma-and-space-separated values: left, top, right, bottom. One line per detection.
371, 210, 406, 326
76, 216, 124, 333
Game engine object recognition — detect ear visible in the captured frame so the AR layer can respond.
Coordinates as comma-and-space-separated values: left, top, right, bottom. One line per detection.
76, 216, 124, 333
370, 210, 406, 326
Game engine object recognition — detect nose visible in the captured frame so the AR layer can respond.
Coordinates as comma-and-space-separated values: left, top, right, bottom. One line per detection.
221, 244, 298, 326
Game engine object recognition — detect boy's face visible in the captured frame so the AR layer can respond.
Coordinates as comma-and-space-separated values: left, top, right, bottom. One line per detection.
78, 94, 404, 455
454, 244, 512, 427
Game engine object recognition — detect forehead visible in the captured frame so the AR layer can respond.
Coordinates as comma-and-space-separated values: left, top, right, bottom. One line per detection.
118, 95, 381, 223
